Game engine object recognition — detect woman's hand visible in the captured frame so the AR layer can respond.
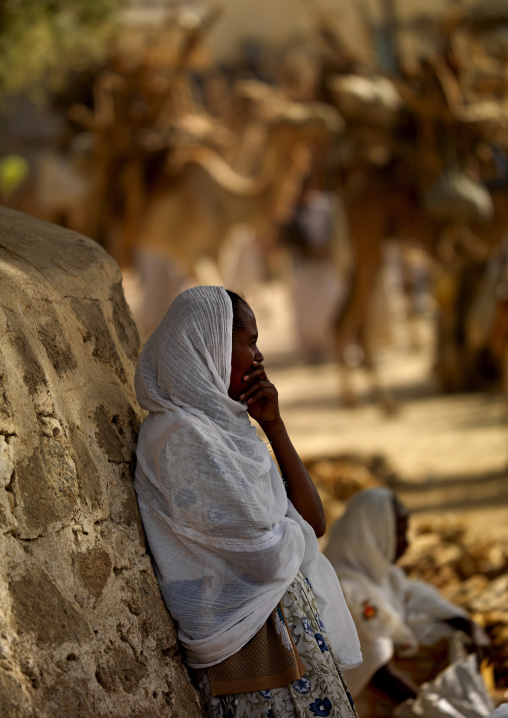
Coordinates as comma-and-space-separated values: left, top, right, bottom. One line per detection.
240, 362, 326, 538
239, 362, 282, 427
444, 617, 492, 665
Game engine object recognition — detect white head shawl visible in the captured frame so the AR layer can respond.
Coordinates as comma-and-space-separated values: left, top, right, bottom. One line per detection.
324, 487, 396, 585
134, 286, 361, 669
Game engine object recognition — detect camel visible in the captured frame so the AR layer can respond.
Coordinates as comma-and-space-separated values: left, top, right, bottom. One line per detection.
128, 101, 342, 335
329, 161, 435, 413
330, 156, 508, 412
301, 11, 508, 411
3, 137, 96, 235
15, 5, 229, 266
323, 32, 508, 409
138, 108, 340, 264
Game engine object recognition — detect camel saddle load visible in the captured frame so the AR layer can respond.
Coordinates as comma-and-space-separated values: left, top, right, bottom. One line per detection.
424, 165, 494, 223
326, 74, 404, 129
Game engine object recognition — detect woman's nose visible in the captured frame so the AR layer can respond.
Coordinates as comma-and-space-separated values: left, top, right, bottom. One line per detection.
255, 347, 264, 363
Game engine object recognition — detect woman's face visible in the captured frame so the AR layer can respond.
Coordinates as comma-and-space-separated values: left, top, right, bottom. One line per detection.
393, 497, 410, 561
228, 307, 264, 401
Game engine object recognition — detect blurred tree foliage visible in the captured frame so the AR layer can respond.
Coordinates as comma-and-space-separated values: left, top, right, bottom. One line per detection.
0, 0, 124, 97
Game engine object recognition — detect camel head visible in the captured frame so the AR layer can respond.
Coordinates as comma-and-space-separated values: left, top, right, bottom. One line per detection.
232, 79, 288, 125
232, 79, 343, 139
266, 100, 344, 149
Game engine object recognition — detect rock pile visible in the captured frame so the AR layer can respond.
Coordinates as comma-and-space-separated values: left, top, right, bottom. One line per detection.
305, 453, 390, 526
0, 208, 203, 717
308, 454, 508, 692
399, 514, 508, 691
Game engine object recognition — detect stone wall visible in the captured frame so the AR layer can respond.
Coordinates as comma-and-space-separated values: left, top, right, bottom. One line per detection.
0, 208, 203, 717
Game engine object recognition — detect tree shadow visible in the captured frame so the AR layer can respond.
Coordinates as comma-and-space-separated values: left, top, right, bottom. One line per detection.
389, 469, 508, 513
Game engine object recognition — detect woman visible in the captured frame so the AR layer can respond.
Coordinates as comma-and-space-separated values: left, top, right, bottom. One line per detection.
324, 488, 490, 717
134, 286, 362, 718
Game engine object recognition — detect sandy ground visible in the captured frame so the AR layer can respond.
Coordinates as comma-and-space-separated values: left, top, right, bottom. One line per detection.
248, 281, 508, 540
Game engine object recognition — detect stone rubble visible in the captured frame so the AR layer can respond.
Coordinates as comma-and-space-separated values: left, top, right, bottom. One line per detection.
307, 454, 508, 693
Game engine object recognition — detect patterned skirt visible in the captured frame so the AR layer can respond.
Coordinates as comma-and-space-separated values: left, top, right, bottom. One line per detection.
198, 572, 359, 718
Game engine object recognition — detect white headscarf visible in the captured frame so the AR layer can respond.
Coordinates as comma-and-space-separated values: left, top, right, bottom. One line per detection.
324, 487, 396, 585
134, 286, 361, 669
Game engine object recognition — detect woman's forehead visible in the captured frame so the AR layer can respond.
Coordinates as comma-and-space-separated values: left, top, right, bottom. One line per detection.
236, 307, 257, 334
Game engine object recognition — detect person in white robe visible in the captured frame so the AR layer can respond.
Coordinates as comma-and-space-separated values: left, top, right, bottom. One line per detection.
324, 488, 491, 717
133, 285, 362, 717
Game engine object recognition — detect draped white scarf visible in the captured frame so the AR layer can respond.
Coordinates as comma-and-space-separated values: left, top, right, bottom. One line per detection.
134, 285, 361, 669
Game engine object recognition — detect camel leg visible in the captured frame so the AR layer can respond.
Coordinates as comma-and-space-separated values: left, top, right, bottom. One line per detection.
336, 269, 398, 414
337, 357, 359, 408
366, 259, 399, 415
334, 267, 390, 410
363, 345, 398, 416
333, 298, 360, 408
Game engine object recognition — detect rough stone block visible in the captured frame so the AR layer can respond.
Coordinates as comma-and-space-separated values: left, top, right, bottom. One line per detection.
0, 207, 203, 717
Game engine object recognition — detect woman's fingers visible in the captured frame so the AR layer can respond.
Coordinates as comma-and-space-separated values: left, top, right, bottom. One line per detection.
240, 365, 276, 402
242, 366, 267, 383
239, 380, 276, 402
239, 365, 281, 424
246, 387, 274, 404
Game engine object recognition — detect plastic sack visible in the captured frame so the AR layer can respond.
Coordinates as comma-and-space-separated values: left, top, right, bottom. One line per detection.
488, 706, 508, 717
424, 169, 493, 223
393, 655, 495, 718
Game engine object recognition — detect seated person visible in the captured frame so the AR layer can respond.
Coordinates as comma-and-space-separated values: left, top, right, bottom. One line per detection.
324, 488, 490, 717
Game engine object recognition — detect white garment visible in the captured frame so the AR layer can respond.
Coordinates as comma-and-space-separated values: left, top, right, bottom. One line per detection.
290, 260, 345, 361
134, 285, 361, 669
394, 655, 494, 718
324, 488, 468, 696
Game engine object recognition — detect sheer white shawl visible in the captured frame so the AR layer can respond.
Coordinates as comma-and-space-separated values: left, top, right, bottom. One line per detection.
134, 285, 361, 669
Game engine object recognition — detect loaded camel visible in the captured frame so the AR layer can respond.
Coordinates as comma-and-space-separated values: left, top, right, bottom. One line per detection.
131, 100, 343, 335
325, 41, 508, 411
299, 10, 508, 412
4, 4, 228, 262
331, 154, 508, 412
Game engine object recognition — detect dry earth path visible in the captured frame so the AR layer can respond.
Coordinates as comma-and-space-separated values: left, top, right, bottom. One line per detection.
249, 281, 508, 536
